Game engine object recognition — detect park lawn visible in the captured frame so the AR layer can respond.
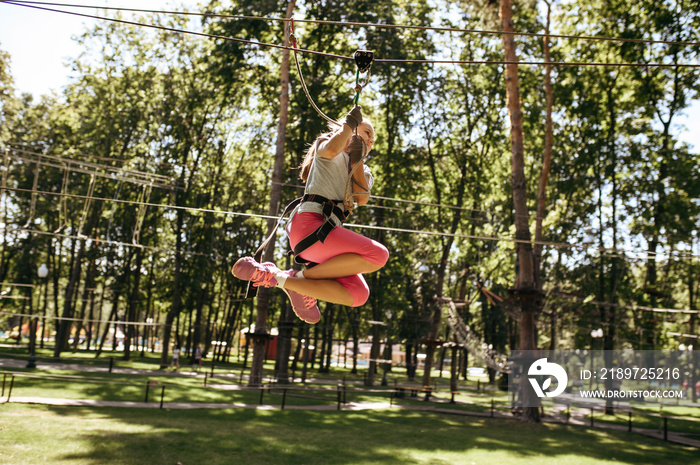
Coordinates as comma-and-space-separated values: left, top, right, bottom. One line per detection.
3, 368, 399, 407
3, 369, 510, 413
1, 403, 697, 465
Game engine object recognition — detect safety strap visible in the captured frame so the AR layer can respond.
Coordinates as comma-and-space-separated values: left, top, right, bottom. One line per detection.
291, 194, 349, 268
245, 197, 302, 298
252, 198, 302, 264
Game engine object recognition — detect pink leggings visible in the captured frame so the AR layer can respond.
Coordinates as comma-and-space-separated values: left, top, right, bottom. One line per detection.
287, 212, 389, 307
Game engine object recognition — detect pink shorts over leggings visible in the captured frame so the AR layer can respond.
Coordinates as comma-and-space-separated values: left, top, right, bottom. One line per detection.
287, 212, 389, 307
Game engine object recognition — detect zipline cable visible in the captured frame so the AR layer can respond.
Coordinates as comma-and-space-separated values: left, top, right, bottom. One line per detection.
0, 0, 351, 61
6, 0, 700, 48
3, 184, 700, 260
0, 185, 653, 258
2, 0, 699, 69
4, 145, 699, 260
551, 291, 700, 314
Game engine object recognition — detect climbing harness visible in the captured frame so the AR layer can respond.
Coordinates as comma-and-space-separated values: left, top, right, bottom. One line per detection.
290, 194, 350, 266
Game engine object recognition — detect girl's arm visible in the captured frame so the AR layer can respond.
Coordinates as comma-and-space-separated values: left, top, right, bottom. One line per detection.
318, 106, 363, 159
317, 124, 353, 159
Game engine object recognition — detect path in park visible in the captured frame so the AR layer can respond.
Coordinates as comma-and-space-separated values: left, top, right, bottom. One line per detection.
2, 357, 699, 449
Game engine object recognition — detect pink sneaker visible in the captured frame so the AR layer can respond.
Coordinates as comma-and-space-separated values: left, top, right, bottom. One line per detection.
231, 257, 281, 288
282, 270, 320, 324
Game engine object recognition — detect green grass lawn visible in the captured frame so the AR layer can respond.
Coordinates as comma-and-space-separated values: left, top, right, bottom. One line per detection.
1, 347, 699, 464
0, 364, 512, 413
2, 403, 698, 465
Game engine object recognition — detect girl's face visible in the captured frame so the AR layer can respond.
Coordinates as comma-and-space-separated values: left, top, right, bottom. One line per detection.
357, 121, 375, 152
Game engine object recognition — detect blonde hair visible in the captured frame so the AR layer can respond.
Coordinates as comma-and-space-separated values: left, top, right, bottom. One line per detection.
299, 132, 333, 182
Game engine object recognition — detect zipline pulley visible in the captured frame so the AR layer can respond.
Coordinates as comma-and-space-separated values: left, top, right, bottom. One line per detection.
353, 50, 374, 105
353, 50, 374, 73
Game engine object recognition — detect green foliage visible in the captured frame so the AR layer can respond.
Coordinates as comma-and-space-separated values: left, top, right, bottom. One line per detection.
0, 0, 698, 374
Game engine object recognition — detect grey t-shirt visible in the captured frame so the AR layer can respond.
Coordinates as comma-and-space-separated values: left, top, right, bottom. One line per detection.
298, 140, 374, 217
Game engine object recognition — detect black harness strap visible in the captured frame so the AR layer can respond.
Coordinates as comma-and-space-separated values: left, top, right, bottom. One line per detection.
292, 194, 349, 268
252, 197, 302, 264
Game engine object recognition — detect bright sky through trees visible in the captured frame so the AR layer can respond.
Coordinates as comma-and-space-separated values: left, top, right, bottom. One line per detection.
0, 0, 698, 150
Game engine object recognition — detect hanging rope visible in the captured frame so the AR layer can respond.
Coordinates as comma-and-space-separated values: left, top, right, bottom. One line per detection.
54, 167, 69, 233
21, 160, 41, 229
289, 18, 339, 126
343, 136, 371, 213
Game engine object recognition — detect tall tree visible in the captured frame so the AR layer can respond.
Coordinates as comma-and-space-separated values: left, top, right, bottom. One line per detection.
499, 0, 540, 422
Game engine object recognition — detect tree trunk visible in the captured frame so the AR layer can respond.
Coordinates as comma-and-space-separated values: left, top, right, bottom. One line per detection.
499, 0, 540, 423
160, 205, 184, 367
367, 322, 381, 386
249, 0, 296, 386
53, 237, 86, 358
72, 257, 97, 352
123, 249, 144, 361
533, 0, 554, 288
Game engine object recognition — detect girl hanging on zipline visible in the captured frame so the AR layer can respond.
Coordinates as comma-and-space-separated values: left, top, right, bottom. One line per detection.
231, 105, 389, 324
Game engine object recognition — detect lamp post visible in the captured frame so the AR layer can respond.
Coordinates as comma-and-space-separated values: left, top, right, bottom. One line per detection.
26, 264, 49, 368
590, 328, 603, 389
381, 310, 392, 386
679, 343, 694, 401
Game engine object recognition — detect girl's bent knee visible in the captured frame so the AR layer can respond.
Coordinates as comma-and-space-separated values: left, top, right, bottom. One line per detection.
372, 243, 389, 268
351, 289, 370, 307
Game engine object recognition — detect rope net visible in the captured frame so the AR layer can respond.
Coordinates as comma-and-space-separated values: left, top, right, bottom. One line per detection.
442, 298, 511, 373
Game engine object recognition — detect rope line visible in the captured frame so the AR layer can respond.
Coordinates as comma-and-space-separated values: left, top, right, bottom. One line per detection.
4, 311, 167, 326
288, 18, 339, 126
551, 291, 700, 314
0, 0, 350, 61
2, 0, 699, 69
6, 0, 700, 48
276, 181, 509, 217
5, 225, 216, 257
3, 185, 700, 260
8, 146, 177, 190
0, 185, 627, 255
3, 145, 700, 259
